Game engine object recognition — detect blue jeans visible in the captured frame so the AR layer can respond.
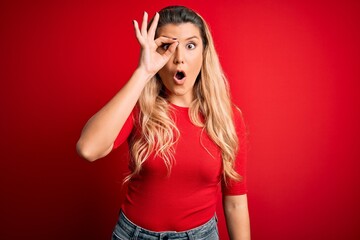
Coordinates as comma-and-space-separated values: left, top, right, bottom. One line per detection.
112, 211, 219, 240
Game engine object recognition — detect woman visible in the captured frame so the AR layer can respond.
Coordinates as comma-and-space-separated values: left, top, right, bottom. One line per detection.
77, 6, 250, 240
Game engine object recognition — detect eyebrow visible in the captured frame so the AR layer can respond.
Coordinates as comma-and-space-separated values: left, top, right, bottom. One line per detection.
161, 35, 200, 40
185, 36, 199, 40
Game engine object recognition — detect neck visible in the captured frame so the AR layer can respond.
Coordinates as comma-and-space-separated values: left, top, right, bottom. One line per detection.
168, 95, 193, 107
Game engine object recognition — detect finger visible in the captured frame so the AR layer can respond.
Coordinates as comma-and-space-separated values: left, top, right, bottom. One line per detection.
154, 36, 178, 47
148, 12, 159, 40
141, 11, 148, 37
162, 41, 179, 58
133, 20, 144, 45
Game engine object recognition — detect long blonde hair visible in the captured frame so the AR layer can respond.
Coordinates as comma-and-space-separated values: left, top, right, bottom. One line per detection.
125, 6, 242, 184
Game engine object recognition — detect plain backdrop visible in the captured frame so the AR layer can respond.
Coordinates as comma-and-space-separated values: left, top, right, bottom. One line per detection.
1, 0, 359, 239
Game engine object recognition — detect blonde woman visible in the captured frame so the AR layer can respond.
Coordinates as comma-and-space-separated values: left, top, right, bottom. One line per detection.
77, 6, 250, 240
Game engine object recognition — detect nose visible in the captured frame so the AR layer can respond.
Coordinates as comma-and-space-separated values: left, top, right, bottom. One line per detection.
173, 46, 184, 64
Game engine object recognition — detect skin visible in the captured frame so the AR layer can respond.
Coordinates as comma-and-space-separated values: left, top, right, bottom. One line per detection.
157, 23, 203, 107
76, 11, 250, 240
76, 12, 177, 161
224, 195, 251, 240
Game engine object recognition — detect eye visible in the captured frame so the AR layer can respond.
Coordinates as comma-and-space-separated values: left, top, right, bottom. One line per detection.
161, 44, 170, 50
186, 43, 196, 50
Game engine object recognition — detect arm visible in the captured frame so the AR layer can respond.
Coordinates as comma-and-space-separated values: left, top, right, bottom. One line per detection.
76, 68, 149, 161
223, 194, 251, 240
76, 12, 179, 161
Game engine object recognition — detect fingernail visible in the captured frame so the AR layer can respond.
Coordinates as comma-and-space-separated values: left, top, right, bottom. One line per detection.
172, 38, 177, 40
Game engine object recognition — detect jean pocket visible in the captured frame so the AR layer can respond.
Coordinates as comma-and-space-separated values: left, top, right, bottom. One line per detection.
112, 224, 132, 240
111, 232, 121, 240
198, 230, 219, 240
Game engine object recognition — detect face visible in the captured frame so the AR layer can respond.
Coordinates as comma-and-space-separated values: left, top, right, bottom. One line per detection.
157, 23, 203, 106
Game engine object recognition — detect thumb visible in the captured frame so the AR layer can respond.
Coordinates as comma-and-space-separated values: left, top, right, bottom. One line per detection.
163, 41, 179, 59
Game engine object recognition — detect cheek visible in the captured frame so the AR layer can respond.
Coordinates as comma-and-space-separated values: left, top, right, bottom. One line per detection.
157, 71, 173, 89
194, 50, 203, 66
191, 55, 203, 74
158, 65, 171, 79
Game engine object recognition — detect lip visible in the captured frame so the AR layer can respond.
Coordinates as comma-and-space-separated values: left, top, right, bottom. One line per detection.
173, 70, 186, 85
173, 76, 186, 85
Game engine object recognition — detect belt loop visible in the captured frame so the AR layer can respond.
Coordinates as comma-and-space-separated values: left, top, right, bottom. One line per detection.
130, 225, 140, 240
186, 231, 195, 240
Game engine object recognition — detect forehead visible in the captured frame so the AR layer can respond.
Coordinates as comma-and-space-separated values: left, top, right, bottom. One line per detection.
157, 23, 201, 40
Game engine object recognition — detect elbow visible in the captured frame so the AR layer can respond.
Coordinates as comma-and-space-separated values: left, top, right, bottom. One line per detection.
224, 201, 246, 213
223, 195, 249, 213
76, 139, 100, 162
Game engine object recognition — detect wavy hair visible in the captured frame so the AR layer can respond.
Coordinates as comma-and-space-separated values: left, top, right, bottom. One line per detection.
125, 6, 241, 184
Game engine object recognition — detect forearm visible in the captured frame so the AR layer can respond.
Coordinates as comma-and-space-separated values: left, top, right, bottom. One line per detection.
77, 11, 178, 161
76, 67, 152, 161
223, 195, 251, 240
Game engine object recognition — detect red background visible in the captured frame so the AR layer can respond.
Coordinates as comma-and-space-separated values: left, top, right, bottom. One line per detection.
1, 0, 359, 239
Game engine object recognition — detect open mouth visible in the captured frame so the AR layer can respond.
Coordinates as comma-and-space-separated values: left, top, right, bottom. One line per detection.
174, 71, 186, 81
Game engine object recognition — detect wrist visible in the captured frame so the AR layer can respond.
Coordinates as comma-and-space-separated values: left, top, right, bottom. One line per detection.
128, 67, 155, 91
135, 66, 156, 82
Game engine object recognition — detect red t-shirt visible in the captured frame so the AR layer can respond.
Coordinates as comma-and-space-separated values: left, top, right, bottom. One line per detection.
113, 103, 247, 231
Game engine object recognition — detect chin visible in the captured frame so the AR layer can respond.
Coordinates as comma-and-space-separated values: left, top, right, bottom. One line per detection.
173, 90, 186, 96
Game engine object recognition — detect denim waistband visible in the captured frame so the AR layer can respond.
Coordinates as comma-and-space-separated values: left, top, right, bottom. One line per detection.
117, 211, 218, 240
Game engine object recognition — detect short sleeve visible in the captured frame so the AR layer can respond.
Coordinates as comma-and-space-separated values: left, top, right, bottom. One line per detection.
222, 106, 248, 195
112, 111, 135, 150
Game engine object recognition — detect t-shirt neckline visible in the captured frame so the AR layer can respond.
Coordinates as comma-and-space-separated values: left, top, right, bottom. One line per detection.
169, 102, 190, 111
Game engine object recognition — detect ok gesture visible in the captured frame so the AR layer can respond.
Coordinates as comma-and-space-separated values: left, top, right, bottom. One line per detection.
133, 12, 178, 78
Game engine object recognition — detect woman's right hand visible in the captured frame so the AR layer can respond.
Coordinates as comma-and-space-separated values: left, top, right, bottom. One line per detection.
133, 12, 178, 78
77, 12, 177, 162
